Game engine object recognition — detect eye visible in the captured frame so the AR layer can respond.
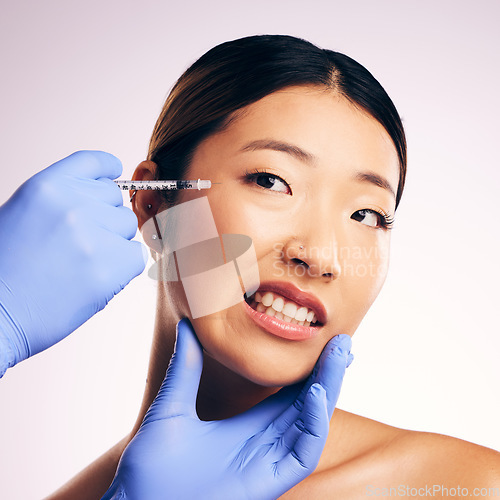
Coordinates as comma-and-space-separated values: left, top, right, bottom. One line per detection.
351, 209, 394, 230
243, 169, 292, 194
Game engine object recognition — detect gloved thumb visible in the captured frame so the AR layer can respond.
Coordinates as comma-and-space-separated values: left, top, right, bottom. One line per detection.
142, 318, 204, 423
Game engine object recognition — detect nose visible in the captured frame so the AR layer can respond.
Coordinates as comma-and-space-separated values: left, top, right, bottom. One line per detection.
279, 197, 345, 281
281, 234, 342, 281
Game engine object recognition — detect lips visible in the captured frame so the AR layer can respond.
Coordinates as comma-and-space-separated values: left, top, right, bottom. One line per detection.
245, 281, 327, 325
242, 281, 328, 341
242, 299, 321, 340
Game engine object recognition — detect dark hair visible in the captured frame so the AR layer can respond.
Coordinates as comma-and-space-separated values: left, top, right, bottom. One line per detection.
149, 34, 407, 209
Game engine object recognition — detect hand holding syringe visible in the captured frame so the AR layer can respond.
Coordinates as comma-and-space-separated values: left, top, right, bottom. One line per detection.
0, 151, 219, 378
0, 151, 152, 377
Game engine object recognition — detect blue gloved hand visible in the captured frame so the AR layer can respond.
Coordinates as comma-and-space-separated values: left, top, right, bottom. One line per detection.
0, 151, 147, 377
102, 318, 353, 500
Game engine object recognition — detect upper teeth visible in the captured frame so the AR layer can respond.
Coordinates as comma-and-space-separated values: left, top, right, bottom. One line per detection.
251, 291, 317, 324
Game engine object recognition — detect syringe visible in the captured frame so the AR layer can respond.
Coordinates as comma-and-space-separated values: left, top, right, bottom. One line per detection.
114, 179, 212, 191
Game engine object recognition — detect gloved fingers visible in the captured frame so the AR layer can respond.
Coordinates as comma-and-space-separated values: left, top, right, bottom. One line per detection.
268, 339, 344, 443
115, 206, 139, 240
266, 387, 305, 437
233, 382, 301, 427
293, 334, 351, 417
82, 233, 147, 297
247, 338, 351, 438
93, 204, 139, 240
269, 335, 351, 435
64, 218, 147, 284
48, 150, 122, 180
113, 239, 149, 286
313, 334, 351, 419
142, 318, 204, 424
275, 409, 302, 455
275, 383, 329, 482
90, 177, 124, 207
277, 376, 333, 455
347, 352, 354, 368
56, 243, 140, 321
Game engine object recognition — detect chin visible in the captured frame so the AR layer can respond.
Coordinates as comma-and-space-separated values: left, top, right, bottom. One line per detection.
219, 352, 313, 388
230, 353, 312, 387
241, 369, 310, 388
194, 318, 317, 388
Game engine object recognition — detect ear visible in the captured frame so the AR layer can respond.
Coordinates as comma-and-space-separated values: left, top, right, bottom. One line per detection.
130, 160, 164, 230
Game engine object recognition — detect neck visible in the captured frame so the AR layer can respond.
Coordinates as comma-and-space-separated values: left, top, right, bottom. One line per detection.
196, 352, 279, 420
131, 288, 279, 434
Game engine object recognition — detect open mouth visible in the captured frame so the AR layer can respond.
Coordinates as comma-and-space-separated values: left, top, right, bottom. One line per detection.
244, 290, 323, 327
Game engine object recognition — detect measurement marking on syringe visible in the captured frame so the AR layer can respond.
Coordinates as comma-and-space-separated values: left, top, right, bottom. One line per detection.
114, 179, 212, 190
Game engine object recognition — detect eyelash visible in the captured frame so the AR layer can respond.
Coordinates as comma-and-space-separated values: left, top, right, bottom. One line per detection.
359, 209, 395, 230
243, 168, 293, 194
243, 169, 395, 230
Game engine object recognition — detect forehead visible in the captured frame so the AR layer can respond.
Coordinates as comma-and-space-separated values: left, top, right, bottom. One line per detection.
214, 85, 400, 190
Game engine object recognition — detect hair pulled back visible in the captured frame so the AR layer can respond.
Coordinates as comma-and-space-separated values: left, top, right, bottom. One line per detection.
149, 34, 407, 208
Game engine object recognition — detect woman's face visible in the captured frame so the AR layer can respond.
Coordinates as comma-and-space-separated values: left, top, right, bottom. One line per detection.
160, 85, 399, 387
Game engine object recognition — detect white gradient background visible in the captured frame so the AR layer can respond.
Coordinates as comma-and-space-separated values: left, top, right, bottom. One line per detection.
0, 1, 499, 498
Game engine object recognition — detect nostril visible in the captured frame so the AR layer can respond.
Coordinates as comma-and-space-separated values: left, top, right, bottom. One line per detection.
291, 258, 308, 267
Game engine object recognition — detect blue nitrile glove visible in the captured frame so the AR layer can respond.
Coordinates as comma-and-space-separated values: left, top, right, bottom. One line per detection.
102, 318, 353, 500
0, 150, 147, 377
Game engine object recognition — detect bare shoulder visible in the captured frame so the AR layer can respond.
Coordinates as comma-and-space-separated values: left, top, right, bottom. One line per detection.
394, 429, 500, 485
281, 410, 500, 499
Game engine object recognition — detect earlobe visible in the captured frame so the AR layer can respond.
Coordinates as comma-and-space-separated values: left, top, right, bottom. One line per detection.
130, 160, 162, 230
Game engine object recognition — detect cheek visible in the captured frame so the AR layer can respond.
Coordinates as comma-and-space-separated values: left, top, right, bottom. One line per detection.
208, 191, 262, 237
339, 238, 390, 324
205, 188, 287, 254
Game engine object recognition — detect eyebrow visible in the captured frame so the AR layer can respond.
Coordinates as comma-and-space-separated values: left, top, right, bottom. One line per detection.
354, 171, 396, 200
240, 139, 396, 199
240, 139, 316, 165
